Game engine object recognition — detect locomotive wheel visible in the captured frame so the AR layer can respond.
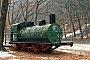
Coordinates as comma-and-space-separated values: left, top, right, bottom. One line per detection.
32, 44, 37, 52
34, 47, 41, 53
33, 44, 41, 53
21, 44, 26, 51
40, 44, 52, 52
33, 47, 38, 52
14, 44, 21, 51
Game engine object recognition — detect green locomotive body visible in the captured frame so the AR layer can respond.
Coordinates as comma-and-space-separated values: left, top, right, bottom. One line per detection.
11, 22, 63, 45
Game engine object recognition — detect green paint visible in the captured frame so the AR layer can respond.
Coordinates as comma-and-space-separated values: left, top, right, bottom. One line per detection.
47, 23, 63, 43
19, 23, 63, 44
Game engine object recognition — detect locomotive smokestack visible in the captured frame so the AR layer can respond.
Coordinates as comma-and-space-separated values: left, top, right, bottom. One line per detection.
42, 20, 46, 25
39, 20, 46, 26
49, 14, 56, 24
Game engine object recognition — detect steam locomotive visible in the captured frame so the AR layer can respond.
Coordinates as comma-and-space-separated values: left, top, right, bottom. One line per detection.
9, 14, 73, 52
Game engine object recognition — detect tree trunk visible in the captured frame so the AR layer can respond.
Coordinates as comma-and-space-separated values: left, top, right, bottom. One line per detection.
0, 0, 8, 51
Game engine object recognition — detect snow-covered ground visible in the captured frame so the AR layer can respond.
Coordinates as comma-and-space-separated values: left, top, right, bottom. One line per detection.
55, 44, 90, 55
0, 51, 15, 58
58, 44, 90, 51
0, 44, 90, 58
0, 42, 15, 58
65, 24, 90, 38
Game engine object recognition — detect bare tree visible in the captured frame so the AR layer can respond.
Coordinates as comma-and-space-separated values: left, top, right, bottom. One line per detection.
0, 0, 8, 51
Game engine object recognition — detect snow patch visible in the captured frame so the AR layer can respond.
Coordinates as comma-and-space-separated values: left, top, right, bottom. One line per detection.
66, 24, 90, 37
0, 51, 15, 58
55, 44, 90, 55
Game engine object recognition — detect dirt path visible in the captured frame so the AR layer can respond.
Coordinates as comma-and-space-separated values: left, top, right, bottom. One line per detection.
0, 50, 88, 60
0, 46, 89, 60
